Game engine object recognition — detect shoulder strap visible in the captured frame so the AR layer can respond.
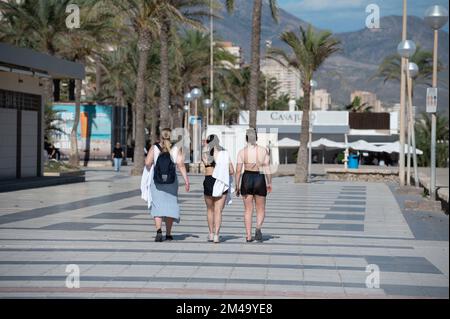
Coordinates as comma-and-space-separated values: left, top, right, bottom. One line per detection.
154, 143, 162, 152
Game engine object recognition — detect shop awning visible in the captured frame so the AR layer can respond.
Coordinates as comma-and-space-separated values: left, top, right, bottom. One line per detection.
311, 138, 346, 150
348, 140, 383, 152
278, 137, 300, 148
377, 141, 423, 155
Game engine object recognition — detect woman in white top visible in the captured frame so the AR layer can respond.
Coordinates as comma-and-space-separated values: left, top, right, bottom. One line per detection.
202, 134, 234, 243
145, 128, 190, 242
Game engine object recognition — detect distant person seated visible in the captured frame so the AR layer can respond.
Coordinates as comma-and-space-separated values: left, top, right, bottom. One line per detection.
47, 144, 60, 160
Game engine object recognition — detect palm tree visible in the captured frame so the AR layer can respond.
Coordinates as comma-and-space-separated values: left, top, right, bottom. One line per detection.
56, 2, 118, 167
171, 30, 237, 124
110, 0, 184, 175
415, 113, 449, 168
0, 0, 116, 167
157, 0, 215, 131
0, 0, 75, 105
345, 96, 373, 113
221, 66, 275, 115
374, 46, 443, 92
44, 105, 65, 142
247, 0, 279, 129
269, 25, 340, 183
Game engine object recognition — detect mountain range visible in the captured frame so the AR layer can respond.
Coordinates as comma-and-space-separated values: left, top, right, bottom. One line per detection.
212, 0, 449, 116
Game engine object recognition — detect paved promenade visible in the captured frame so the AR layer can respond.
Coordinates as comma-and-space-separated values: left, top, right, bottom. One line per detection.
0, 167, 448, 298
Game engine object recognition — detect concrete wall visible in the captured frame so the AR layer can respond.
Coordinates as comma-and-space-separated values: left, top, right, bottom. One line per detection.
0, 109, 17, 179
21, 111, 38, 177
0, 72, 44, 179
0, 72, 43, 95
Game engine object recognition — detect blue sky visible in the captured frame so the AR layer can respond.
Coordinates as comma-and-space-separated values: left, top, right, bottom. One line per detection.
278, 0, 449, 32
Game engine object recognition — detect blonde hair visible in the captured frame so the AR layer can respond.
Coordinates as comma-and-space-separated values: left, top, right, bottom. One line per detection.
160, 128, 172, 153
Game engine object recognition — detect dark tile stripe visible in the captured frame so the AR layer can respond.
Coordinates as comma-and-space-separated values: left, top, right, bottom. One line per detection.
0, 238, 415, 250
0, 276, 446, 297
0, 190, 140, 225
0, 247, 417, 260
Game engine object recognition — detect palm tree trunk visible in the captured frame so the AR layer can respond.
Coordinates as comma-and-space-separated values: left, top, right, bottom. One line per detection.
126, 102, 133, 157
159, 19, 171, 131
69, 78, 82, 167
151, 103, 158, 145
95, 57, 102, 98
131, 29, 151, 176
295, 84, 311, 183
247, 0, 263, 129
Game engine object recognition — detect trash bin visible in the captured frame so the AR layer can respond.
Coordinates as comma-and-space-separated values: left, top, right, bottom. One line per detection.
348, 154, 359, 169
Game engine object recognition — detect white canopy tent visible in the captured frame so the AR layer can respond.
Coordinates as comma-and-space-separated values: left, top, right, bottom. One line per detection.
347, 140, 383, 153
311, 138, 346, 150
311, 138, 346, 164
277, 137, 300, 148
377, 141, 423, 155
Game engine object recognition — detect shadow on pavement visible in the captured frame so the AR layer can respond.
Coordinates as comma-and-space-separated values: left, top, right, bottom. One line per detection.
172, 234, 200, 241
219, 235, 241, 242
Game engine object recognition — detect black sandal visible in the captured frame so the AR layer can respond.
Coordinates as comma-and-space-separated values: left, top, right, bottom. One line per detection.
155, 229, 163, 242
255, 229, 263, 242
166, 235, 174, 241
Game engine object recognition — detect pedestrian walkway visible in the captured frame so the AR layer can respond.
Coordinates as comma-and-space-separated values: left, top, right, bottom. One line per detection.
0, 168, 448, 298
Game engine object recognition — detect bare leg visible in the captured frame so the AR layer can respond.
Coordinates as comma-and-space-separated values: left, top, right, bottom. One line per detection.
154, 217, 163, 231
243, 195, 254, 240
165, 217, 174, 236
204, 196, 215, 236
255, 195, 266, 230
213, 195, 226, 235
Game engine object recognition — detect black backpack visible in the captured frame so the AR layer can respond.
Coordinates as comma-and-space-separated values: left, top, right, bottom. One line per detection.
153, 144, 176, 184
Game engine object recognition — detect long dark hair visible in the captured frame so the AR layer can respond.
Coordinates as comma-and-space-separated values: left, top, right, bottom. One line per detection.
246, 128, 258, 145
205, 134, 224, 165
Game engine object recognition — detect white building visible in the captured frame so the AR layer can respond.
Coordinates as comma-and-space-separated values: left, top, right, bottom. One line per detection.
206, 110, 399, 166
217, 41, 242, 69
313, 89, 332, 111
0, 43, 84, 180
261, 58, 302, 100
351, 90, 384, 112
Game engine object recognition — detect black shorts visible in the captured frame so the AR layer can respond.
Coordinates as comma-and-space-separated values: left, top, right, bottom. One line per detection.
240, 171, 267, 197
203, 176, 229, 197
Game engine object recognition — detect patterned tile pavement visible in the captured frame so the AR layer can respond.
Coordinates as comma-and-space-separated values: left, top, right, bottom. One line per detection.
0, 168, 448, 299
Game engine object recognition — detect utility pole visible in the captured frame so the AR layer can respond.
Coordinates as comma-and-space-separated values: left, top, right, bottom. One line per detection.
210, 0, 214, 125
399, 0, 408, 187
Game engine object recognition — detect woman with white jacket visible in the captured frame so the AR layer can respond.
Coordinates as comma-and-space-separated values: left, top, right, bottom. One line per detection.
202, 135, 234, 243
143, 128, 190, 242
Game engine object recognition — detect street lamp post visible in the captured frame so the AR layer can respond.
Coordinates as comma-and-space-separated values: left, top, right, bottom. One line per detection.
209, 0, 215, 125
264, 40, 272, 111
203, 98, 212, 128
424, 5, 449, 200
308, 80, 317, 182
184, 92, 193, 163
183, 104, 189, 131
191, 88, 202, 165
406, 62, 420, 188
220, 101, 227, 125
397, 39, 417, 186
399, 0, 408, 187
